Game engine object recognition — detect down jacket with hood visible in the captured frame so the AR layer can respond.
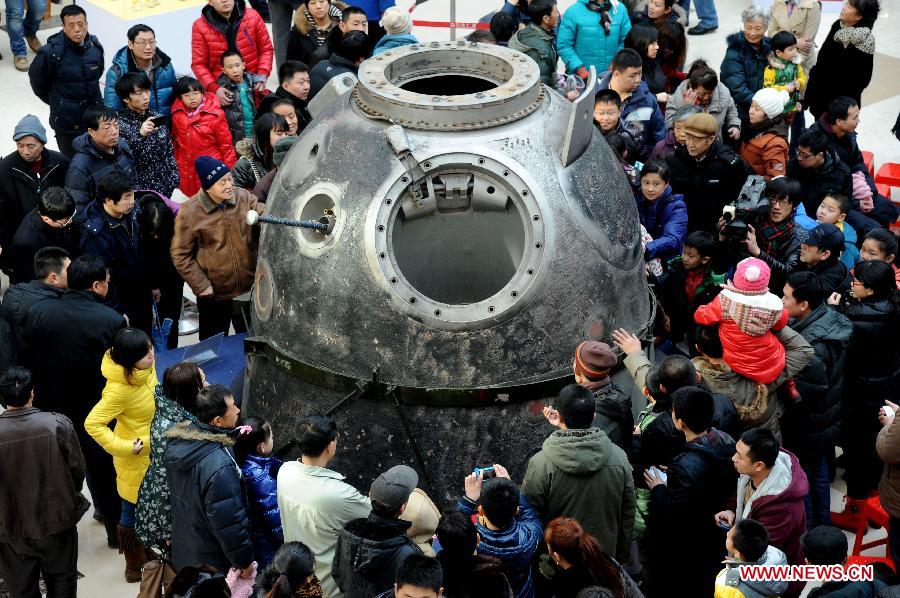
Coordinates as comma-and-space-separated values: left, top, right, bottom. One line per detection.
164, 420, 254, 573
715, 545, 789, 598
558, 0, 631, 77
240, 453, 284, 568
507, 24, 558, 86
286, 2, 343, 66
597, 72, 666, 146
646, 428, 738, 598
730, 450, 809, 571
191, 0, 274, 92
521, 427, 635, 563
84, 351, 157, 504
457, 493, 542, 598
636, 185, 687, 262
721, 32, 772, 122
332, 511, 422, 597
170, 92, 238, 197
741, 118, 790, 181
103, 46, 178, 116
782, 304, 852, 461
64, 133, 135, 212
28, 30, 104, 136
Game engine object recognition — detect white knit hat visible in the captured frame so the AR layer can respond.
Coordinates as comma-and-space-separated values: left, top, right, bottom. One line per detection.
380, 6, 412, 35
752, 88, 790, 119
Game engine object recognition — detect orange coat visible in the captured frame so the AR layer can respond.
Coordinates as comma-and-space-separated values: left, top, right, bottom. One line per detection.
741, 132, 788, 181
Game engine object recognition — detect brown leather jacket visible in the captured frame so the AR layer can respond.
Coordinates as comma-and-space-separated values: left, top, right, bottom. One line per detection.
170, 187, 260, 300
0, 407, 90, 541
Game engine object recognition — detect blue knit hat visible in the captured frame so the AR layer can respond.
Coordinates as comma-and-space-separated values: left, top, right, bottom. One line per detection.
13, 114, 47, 144
194, 156, 230, 191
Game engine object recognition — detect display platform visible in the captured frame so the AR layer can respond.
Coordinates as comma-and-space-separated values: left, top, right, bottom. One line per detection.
81, 0, 206, 74
155, 332, 248, 401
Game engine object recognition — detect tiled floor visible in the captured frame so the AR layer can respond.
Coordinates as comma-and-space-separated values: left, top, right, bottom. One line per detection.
0, 0, 897, 594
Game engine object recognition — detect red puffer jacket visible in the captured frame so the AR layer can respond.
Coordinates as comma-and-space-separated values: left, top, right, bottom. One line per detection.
170, 92, 238, 197
191, 0, 273, 92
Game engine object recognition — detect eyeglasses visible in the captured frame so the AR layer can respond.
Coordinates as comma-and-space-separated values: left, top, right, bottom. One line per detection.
132, 40, 157, 48
56, 208, 77, 227
797, 150, 817, 160
770, 197, 793, 206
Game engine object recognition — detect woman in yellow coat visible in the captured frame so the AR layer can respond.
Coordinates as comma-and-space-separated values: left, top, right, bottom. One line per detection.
85, 327, 157, 583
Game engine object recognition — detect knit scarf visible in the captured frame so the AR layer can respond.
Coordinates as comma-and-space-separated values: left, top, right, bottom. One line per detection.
758, 217, 794, 256
834, 22, 875, 55
305, 4, 342, 46
585, 0, 613, 35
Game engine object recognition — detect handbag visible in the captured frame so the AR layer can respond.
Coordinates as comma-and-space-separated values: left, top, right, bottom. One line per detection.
138, 558, 177, 598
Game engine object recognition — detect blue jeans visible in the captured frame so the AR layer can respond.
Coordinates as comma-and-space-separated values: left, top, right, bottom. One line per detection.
120, 500, 136, 529
801, 454, 832, 529
691, 0, 718, 28
5, 0, 45, 56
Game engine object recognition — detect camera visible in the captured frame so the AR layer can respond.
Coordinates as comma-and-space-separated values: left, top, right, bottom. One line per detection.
721, 175, 769, 242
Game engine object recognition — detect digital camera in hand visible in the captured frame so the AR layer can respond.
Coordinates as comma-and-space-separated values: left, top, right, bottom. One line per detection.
721, 175, 769, 242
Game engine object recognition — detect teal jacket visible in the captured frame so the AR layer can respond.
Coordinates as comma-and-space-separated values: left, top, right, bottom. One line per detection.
558, 0, 631, 75
508, 24, 558, 86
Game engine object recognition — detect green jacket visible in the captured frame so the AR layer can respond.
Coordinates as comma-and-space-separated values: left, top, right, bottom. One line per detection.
522, 428, 635, 562
508, 24, 558, 86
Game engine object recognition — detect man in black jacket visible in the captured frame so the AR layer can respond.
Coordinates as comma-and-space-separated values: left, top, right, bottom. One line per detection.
1, 247, 70, 366
667, 113, 753, 233
81, 168, 152, 333
333, 464, 422, 596
809, 96, 898, 230
308, 30, 368, 101
798, 223, 849, 295
0, 115, 69, 249
644, 387, 737, 598
258, 60, 313, 133
24, 254, 124, 548
0, 367, 89, 598
165, 385, 255, 576
780, 272, 852, 529
27, 4, 104, 158
787, 131, 853, 224
3, 187, 80, 285
64, 106, 135, 212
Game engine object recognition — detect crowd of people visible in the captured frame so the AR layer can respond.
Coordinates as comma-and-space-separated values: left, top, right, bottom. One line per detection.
0, 0, 899, 596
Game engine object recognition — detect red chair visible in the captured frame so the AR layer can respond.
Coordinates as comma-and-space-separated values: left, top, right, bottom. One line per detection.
850, 495, 891, 558
876, 183, 893, 201
875, 163, 900, 187
862, 151, 875, 177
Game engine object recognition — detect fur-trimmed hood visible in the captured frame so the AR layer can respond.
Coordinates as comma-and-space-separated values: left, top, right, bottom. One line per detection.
235, 136, 255, 160
292, 1, 346, 37
164, 420, 237, 472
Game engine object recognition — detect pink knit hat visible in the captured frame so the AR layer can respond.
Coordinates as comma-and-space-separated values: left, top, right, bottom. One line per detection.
732, 257, 770, 294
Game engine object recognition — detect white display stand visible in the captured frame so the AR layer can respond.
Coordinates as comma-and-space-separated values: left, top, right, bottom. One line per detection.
81, 0, 206, 77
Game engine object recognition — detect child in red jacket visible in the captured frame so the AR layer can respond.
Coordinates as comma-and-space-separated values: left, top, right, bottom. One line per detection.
694, 257, 789, 384
170, 76, 238, 197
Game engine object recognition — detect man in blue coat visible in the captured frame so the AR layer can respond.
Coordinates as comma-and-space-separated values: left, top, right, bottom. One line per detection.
28, 4, 104, 158
64, 106, 135, 213
103, 25, 178, 117
597, 49, 666, 146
